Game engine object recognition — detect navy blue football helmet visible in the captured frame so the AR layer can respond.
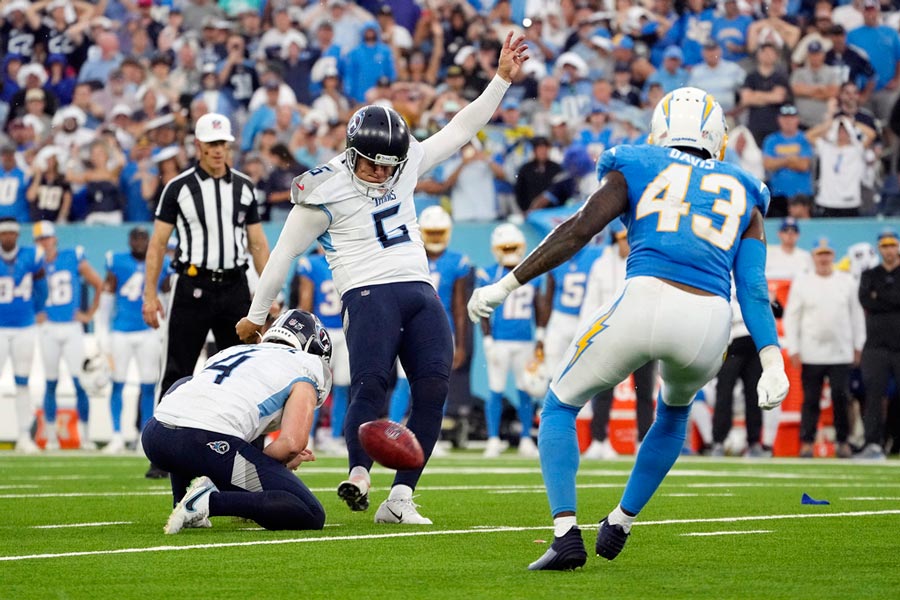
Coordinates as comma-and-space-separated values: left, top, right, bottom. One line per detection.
262, 309, 332, 363
344, 105, 410, 199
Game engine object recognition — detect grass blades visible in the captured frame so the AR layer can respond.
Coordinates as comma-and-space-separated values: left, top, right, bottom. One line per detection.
1, 454, 898, 599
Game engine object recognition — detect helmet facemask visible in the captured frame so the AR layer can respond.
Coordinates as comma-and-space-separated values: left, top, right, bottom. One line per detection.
345, 147, 409, 200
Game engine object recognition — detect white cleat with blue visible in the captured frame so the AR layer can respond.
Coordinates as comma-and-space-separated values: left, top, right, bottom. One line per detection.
164, 476, 218, 534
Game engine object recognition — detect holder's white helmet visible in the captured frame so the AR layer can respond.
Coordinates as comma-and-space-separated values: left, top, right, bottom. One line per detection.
491, 223, 526, 268
419, 205, 453, 254
650, 87, 727, 160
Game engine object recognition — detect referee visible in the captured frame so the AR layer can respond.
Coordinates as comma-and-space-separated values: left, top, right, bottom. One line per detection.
142, 111, 270, 406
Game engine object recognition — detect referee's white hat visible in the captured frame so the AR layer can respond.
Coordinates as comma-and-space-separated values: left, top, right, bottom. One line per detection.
195, 113, 235, 143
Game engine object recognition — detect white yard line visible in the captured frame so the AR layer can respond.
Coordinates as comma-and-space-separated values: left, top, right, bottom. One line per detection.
2, 510, 898, 563
841, 497, 900, 501
680, 530, 772, 537
32, 521, 132, 529
663, 493, 735, 497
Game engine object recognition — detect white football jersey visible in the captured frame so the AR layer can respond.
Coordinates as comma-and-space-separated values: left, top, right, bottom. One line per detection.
291, 140, 432, 296
154, 343, 332, 441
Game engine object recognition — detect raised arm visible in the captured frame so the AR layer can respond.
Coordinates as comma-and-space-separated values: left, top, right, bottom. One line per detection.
418, 32, 528, 173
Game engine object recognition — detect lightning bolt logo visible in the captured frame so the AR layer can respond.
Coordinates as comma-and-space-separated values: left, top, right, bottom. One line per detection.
559, 292, 625, 380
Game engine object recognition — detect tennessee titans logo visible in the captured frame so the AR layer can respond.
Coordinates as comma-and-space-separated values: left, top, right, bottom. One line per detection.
347, 110, 364, 139
207, 441, 230, 455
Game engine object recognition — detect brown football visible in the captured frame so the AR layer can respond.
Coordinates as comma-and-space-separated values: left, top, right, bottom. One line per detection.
358, 419, 425, 471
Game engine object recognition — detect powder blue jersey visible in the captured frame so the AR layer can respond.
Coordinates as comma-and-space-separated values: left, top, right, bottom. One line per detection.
598, 145, 770, 300
477, 263, 544, 342
0, 246, 44, 327
44, 247, 85, 323
295, 253, 342, 329
107, 252, 169, 333
428, 249, 471, 333
549, 245, 604, 316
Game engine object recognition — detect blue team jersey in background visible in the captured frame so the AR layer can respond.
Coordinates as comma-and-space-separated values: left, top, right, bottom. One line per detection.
45, 247, 85, 323
598, 145, 770, 300
477, 263, 543, 342
0, 246, 44, 327
549, 245, 603, 316
428, 249, 471, 332
295, 253, 342, 329
107, 252, 169, 333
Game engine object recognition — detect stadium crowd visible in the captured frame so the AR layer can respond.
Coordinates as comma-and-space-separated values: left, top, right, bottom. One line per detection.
1, 0, 899, 460
3, 0, 900, 223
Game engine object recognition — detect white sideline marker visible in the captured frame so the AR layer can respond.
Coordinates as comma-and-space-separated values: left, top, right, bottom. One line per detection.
2, 510, 899, 563
680, 530, 772, 537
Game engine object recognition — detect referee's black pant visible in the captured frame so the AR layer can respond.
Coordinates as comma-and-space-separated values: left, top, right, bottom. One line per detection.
159, 271, 251, 398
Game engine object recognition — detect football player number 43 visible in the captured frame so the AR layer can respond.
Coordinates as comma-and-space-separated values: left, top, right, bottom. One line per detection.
636, 163, 747, 251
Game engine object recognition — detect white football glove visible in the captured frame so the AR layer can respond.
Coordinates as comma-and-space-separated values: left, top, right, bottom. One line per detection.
467, 273, 522, 322
757, 346, 789, 410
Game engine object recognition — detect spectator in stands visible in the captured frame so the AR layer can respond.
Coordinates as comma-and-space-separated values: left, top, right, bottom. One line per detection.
241, 79, 285, 154
278, 30, 316, 105
27, 145, 70, 222
194, 63, 237, 122
746, 0, 800, 55
0, 143, 28, 222
847, 0, 900, 122
180, 0, 225, 34
858, 230, 900, 459
263, 143, 310, 222
766, 217, 813, 282
0, 0, 43, 62
741, 42, 791, 145
138, 145, 180, 218
78, 31, 123, 86
577, 102, 613, 160
688, 38, 745, 116
555, 51, 593, 120
711, 0, 753, 66
514, 136, 562, 214
259, 3, 306, 60
525, 144, 594, 214
46, 54, 76, 107
91, 68, 134, 120
612, 63, 641, 108
762, 104, 814, 217
67, 139, 125, 225
832, 0, 865, 33
21, 88, 50, 139
785, 237, 866, 459
825, 24, 876, 96
343, 22, 396, 104
218, 33, 259, 112
520, 75, 562, 137
169, 38, 203, 104
791, 41, 841, 129
791, 2, 835, 67
428, 141, 502, 222
644, 45, 688, 94
51, 105, 94, 155
664, 0, 715, 68
310, 58, 350, 123
806, 114, 877, 216
11, 62, 58, 119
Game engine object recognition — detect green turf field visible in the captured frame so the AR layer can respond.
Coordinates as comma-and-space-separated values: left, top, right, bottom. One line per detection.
1, 453, 898, 599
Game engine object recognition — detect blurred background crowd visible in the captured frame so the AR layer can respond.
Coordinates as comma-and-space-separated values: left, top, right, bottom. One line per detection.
4, 0, 900, 226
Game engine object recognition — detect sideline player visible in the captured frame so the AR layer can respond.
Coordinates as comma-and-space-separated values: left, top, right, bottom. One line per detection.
143, 309, 331, 533
468, 87, 790, 569
477, 222, 548, 458
294, 245, 350, 454
0, 217, 47, 452
97, 227, 169, 453
238, 33, 530, 524
388, 206, 472, 425
32, 221, 103, 450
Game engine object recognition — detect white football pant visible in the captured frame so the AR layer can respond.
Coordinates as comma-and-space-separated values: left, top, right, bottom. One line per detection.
40, 321, 86, 381
110, 330, 161, 383
550, 276, 731, 408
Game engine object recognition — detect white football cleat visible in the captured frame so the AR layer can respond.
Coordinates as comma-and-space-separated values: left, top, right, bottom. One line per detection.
337, 476, 370, 511
582, 439, 618, 460
16, 435, 39, 454
517, 436, 539, 458
103, 434, 125, 454
44, 436, 60, 451
374, 497, 433, 525
164, 476, 218, 534
483, 437, 505, 458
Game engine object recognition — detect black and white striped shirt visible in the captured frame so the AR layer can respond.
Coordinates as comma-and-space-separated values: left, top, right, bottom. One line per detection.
155, 165, 261, 271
